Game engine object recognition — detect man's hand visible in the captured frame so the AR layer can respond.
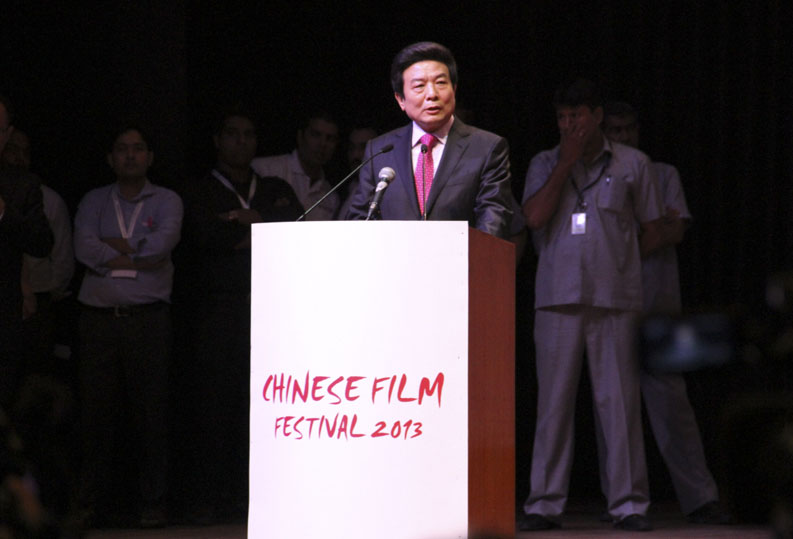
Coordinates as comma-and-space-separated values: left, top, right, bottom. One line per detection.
105, 254, 135, 269
558, 124, 587, 166
660, 207, 686, 245
101, 237, 135, 254
219, 208, 262, 225
640, 207, 688, 257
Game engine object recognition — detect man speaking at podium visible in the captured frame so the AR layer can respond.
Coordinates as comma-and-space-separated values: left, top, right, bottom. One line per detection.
345, 41, 513, 238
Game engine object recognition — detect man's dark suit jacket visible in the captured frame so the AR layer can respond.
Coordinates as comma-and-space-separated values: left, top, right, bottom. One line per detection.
345, 119, 513, 239
1, 167, 53, 405
0, 167, 53, 320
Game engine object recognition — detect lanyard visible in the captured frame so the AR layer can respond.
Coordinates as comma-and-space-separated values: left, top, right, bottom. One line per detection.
112, 193, 144, 239
212, 169, 257, 209
570, 153, 611, 210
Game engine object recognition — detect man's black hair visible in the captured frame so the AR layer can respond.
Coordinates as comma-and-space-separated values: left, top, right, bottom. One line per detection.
108, 121, 153, 152
297, 109, 337, 132
552, 78, 603, 111
214, 103, 258, 136
390, 41, 458, 98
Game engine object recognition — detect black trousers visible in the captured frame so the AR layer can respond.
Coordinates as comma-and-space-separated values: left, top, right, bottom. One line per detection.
78, 302, 170, 512
0, 313, 23, 411
185, 292, 250, 510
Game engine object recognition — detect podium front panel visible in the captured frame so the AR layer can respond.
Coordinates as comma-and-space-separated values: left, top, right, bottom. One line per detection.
250, 221, 470, 539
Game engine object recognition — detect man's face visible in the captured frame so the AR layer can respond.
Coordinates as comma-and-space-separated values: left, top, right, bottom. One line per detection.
0, 103, 14, 155
603, 114, 639, 147
2, 130, 31, 169
347, 127, 377, 169
297, 118, 339, 169
395, 60, 456, 133
107, 129, 153, 181
215, 115, 257, 169
556, 105, 603, 144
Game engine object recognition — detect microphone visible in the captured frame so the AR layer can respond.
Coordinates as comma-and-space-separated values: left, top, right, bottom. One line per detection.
296, 143, 394, 221
365, 167, 396, 221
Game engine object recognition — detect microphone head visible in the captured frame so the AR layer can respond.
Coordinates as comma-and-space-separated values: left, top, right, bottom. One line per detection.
378, 167, 396, 183
420, 144, 429, 153
379, 143, 394, 153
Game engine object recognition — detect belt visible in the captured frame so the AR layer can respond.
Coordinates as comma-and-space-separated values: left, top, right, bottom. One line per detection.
82, 301, 166, 318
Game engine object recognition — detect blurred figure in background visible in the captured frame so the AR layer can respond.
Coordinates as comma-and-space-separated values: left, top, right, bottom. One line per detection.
178, 106, 302, 524
0, 95, 52, 412
596, 101, 730, 525
251, 109, 339, 220
336, 124, 377, 220
2, 128, 75, 375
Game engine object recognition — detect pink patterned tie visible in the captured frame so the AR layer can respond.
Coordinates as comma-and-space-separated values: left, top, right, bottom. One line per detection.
414, 133, 437, 216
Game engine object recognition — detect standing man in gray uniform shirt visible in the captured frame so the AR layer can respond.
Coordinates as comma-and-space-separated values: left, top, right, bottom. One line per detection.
520, 79, 663, 532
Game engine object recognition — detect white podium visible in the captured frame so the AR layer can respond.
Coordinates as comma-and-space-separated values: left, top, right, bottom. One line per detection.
249, 221, 514, 539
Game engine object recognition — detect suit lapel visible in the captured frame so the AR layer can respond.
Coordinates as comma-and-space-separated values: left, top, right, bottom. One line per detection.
393, 123, 421, 218
425, 118, 470, 215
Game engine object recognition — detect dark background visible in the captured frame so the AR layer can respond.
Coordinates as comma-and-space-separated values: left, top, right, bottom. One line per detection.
3, 0, 792, 517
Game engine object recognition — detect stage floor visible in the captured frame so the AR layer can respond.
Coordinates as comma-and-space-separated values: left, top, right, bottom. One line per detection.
85, 501, 775, 538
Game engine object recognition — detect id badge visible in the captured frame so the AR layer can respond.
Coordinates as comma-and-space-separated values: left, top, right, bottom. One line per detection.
110, 269, 138, 279
571, 212, 586, 235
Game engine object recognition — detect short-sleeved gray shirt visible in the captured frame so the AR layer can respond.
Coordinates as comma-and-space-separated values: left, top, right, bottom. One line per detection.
523, 138, 663, 311
641, 162, 691, 313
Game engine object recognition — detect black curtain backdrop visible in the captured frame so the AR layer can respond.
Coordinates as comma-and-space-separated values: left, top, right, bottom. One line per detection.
3, 0, 792, 512
4, 1, 790, 308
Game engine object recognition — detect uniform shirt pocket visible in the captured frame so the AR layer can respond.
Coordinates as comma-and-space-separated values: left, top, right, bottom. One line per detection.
597, 176, 628, 213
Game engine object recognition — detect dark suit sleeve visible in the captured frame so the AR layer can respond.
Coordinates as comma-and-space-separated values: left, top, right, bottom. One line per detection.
473, 136, 513, 239
0, 173, 53, 257
344, 142, 377, 220
183, 178, 250, 252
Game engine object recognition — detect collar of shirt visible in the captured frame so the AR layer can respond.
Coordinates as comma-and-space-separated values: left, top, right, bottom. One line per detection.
410, 115, 454, 148
112, 179, 155, 202
589, 135, 613, 167
410, 116, 454, 173
288, 149, 325, 184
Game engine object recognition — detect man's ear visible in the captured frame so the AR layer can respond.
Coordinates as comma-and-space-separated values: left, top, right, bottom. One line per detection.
394, 93, 406, 112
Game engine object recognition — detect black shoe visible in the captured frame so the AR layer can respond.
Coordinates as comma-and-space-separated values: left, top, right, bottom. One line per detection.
614, 514, 653, 531
687, 501, 732, 525
519, 513, 561, 531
